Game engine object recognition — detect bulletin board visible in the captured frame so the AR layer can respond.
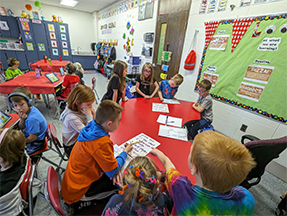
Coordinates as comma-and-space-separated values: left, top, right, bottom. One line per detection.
196, 13, 287, 123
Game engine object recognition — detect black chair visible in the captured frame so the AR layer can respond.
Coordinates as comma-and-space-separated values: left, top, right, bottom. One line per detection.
240, 135, 287, 189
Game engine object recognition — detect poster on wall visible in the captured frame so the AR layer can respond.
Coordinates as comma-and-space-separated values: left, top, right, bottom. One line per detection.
60, 25, 66, 33
0, 21, 9, 31
24, 32, 32, 41
203, 72, 219, 87
254, 0, 267, 3
48, 24, 55, 32
63, 49, 69, 56
61, 34, 67, 41
218, 0, 228, 11
21, 21, 30, 31
52, 48, 58, 55
49, 32, 56, 39
240, 0, 251, 6
51, 40, 57, 48
199, 0, 207, 14
26, 42, 34, 51
208, 35, 229, 50
196, 13, 287, 123
0, 6, 6, 15
207, 0, 216, 13
62, 41, 68, 48
38, 43, 46, 51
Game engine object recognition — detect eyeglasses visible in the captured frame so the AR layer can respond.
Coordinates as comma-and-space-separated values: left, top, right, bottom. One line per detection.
144, 69, 151, 73
198, 89, 207, 93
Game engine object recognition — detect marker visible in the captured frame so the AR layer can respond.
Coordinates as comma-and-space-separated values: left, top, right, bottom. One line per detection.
129, 141, 142, 145
165, 116, 168, 126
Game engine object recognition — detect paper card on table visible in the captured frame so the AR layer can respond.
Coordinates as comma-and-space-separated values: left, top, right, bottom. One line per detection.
152, 103, 169, 113
162, 99, 180, 104
158, 125, 188, 141
157, 114, 182, 128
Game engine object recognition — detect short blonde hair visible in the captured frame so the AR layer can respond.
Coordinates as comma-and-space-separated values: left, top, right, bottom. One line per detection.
172, 74, 183, 86
123, 157, 159, 204
67, 85, 95, 111
191, 131, 256, 193
95, 100, 124, 124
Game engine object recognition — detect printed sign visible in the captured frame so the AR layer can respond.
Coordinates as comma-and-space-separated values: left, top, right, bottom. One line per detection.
218, 0, 228, 11
206, 66, 217, 73
62, 41, 68, 48
203, 72, 219, 87
257, 37, 281, 51
63, 49, 69, 56
21, 21, 30, 31
61, 34, 67, 41
48, 24, 55, 32
60, 25, 66, 33
207, 0, 216, 13
237, 82, 265, 102
38, 43, 46, 51
24, 32, 32, 41
26, 43, 34, 51
52, 48, 58, 56
49, 32, 56, 39
209, 35, 229, 50
243, 65, 274, 84
199, 0, 207, 14
0, 21, 9, 31
51, 40, 57, 48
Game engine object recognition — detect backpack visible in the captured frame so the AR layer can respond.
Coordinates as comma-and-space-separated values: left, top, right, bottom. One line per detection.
110, 46, 116, 60
184, 30, 199, 71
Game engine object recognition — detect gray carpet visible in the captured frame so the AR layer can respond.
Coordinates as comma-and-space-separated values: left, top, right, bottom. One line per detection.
0, 72, 286, 215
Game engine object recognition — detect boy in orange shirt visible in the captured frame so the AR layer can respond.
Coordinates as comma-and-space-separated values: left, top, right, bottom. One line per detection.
61, 100, 133, 214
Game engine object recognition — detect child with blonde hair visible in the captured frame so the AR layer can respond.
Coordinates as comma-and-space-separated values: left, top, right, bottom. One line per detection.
101, 60, 127, 103
102, 156, 173, 215
151, 131, 256, 215
59, 85, 96, 157
158, 74, 183, 101
74, 62, 85, 85
135, 62, 159, 98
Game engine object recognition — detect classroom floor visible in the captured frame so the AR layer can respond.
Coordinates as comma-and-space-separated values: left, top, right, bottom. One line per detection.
0, 72, 286, 216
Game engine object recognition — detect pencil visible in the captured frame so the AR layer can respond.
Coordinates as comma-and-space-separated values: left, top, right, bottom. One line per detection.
129, 141, 142, 145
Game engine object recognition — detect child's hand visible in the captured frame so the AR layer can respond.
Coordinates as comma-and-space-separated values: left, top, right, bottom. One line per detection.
112, 171, 123, 187
144, 95, 151, 99
91, 106, 96, 116
18, 111, 27, 120
124, 143, 133, 153
160, 97, 164, 102
193, 103, 198, 108
81, 107, 92, 116
150, 148, 162, 157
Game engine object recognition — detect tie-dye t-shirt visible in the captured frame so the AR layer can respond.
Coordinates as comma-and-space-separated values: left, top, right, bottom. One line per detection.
165, 168, 255, 216
159, 80, 178, 99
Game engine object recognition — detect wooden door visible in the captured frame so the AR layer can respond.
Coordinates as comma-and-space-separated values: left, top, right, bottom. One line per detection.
152, 0, 191, 81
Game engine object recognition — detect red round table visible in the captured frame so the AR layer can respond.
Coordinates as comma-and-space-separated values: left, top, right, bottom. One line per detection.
110, 97, 200, 182
31, 60, 69, 72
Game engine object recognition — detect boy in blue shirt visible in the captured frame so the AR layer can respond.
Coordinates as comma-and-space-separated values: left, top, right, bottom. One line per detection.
158, 74, 183, 101
8, 87, 47, 155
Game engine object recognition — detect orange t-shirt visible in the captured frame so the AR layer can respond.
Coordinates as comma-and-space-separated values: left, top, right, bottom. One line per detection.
61, 136, 118, 204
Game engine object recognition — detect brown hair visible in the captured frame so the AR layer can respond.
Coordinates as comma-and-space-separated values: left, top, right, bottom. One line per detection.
65, 62, 77, 74
198, 79, 212, 91
190, 131, 256, 193
8, 58, 20, 67
107, 60, 127, 92
123, 157, 159, 204
140, 62, 154, 85
67, 85, 95, 111
95, 100, 124, 125
10, 87, 32, 103
0, 129, 26, 167
172, 74, 184, 85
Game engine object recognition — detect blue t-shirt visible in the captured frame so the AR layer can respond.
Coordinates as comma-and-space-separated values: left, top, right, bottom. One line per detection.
159, 80, 178, 99
24, 106, 47, 141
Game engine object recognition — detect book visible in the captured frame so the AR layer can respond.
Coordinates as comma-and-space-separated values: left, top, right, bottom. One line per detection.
114, 133, 161, 170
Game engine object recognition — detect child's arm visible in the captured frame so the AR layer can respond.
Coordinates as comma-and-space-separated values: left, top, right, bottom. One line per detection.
192, 103, 204, 113
150, 81, 159, 98
172, 91, 177, 99
26, 133, 37, 143
17, 111, 27, 129
112, 89, 118, 102
158, 90, 164, 101
150, 149, 175, 171
135, 81, 147, 98
122, 86, 127, 102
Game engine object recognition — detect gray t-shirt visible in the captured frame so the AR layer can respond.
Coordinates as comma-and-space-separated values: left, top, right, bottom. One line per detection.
197, 94, 213, 122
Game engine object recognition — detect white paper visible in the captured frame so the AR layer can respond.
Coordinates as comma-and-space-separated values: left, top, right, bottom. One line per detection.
158, 125, 188, 141
114, 133, 161, 169
152, 103, 169, 113
162, 99, 180, 104
157, 114, 182, 128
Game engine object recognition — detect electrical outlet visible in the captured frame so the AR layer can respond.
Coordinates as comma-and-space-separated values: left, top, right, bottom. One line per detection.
240, 124, 248, 132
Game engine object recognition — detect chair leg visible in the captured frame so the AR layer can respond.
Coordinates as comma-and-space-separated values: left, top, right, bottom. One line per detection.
42, 156, 66, 173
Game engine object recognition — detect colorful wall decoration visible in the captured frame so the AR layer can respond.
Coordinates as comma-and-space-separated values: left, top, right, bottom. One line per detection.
196, 13, 287, 123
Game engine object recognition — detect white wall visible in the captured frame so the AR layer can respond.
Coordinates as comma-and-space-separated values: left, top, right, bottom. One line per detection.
176, 0, 287, 174
1, 0, 96, 52
97, 1, 158, 63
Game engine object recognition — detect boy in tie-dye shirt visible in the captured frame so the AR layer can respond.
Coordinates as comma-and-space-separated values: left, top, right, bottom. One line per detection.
150, 131, 256, 216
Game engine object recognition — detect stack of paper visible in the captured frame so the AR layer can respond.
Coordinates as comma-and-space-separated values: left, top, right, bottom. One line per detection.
152, 103, 169, 113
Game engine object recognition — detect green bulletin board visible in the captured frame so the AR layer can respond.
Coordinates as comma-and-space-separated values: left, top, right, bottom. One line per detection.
197, 13, 287, 123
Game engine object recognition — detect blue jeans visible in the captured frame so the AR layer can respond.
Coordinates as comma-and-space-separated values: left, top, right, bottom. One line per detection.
183, 119, 211, 139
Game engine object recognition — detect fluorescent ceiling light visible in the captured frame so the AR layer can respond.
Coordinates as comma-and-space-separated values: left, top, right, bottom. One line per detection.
60, 0, 78, 7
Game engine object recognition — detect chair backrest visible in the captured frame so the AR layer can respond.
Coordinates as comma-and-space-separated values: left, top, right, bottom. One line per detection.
29, 138, 49, 157
46, 166, 65, 216
70, 82, 78, 91
20, 157, 32, 201
244, 136, 287, 179
49, 122, 63, 148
